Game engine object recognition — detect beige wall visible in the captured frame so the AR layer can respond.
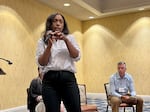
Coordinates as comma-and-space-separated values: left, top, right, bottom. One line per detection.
0, 0, 82, 109
82, 11, 150, 94
0, 0, 150, 110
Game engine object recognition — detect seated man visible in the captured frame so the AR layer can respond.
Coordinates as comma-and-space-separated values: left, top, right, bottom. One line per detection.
27, 67, 66, 112
28, 67, 43, 112
109, 61, 143, 112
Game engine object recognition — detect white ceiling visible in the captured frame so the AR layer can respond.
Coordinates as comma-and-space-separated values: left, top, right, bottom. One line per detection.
37, 0, 150, 21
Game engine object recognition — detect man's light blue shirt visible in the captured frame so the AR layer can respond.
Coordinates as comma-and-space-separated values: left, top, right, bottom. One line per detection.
109, 72, 136, 97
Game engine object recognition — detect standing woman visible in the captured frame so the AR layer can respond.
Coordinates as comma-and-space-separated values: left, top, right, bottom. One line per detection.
36, 13, 81, 112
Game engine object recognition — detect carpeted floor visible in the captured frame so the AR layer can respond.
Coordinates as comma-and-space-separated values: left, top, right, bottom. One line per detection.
87, 98, 150, 112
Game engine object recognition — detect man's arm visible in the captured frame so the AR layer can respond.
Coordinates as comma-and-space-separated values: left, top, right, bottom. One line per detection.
109, 75, 122, 97
29, 79, 41, 101
128, 75, 136, 96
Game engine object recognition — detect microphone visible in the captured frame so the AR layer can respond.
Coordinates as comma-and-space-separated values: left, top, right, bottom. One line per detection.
0, 58, 13, 65
44, 34, 52, 43
44, 30, 53, 44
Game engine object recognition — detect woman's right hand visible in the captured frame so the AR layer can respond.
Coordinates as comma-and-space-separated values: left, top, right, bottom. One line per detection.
46, 31, 57, 47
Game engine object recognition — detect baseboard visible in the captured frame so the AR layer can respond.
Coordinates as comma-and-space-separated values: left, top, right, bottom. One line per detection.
0, 105, 27, 112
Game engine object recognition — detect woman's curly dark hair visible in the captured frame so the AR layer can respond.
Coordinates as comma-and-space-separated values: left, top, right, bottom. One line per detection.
43, 13, 69, 43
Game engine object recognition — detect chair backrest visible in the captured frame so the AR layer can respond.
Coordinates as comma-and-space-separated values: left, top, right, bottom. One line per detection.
27, 88, 30, 110
78, 84, 87, 105
104, 83, 111, 105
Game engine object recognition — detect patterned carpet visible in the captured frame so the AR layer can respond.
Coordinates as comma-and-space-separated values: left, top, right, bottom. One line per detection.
87, 98, 150, 112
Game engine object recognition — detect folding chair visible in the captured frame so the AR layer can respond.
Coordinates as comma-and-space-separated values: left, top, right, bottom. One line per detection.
104, 83, 135, 112
78, 84, 98, 112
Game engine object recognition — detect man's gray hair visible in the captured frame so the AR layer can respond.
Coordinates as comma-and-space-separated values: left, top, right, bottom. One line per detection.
117, 61, 126, 66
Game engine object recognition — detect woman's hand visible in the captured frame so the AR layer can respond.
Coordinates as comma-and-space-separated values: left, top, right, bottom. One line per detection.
53, 31, 67, 41
46, 31, 56, 47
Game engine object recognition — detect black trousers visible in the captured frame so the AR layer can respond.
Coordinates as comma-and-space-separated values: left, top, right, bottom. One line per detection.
29, 110, 35, 112
42, 70, 81, 112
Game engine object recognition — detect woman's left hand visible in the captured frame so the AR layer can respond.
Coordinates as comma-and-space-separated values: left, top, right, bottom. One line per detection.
54, 31, 67, 41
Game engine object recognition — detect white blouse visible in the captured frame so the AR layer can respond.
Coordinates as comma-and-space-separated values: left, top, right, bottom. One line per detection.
36, 34, 81, 74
